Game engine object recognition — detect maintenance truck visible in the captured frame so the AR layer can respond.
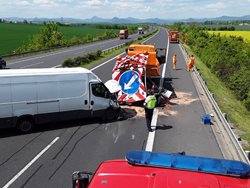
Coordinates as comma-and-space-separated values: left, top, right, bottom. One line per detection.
119, 29, 128, 39
168, 30, 179, 43
111, 44, 167, 104
72, 150, 250, 188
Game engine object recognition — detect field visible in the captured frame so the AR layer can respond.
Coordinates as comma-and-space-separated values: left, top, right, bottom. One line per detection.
0, 23, 116, 56
208, 31, 250, 42
202, 24, 250, 31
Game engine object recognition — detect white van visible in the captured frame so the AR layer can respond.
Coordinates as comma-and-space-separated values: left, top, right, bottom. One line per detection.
0, 68, 120, 133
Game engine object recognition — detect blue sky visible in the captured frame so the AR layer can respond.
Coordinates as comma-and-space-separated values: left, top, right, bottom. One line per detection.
0, 0, 249, 19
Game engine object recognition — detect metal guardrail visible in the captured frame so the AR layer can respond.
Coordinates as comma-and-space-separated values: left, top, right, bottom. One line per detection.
179, 43, 250, 164
1, 35, 137, 59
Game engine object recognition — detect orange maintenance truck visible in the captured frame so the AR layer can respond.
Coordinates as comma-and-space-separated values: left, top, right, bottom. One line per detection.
119, 29, 128, 39
168, 30, 179, 43
111, 44, 166, 104
126, 44, 165, 76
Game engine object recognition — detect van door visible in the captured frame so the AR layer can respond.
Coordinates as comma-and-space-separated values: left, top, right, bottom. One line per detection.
0, 77, 13, 128
89, 82, 111, 118
36, 77, 60, 124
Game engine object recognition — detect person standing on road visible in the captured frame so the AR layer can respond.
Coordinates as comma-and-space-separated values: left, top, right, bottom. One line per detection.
187, 54, 195, 71
144, 91, 157, 132
172, 54, 177, 70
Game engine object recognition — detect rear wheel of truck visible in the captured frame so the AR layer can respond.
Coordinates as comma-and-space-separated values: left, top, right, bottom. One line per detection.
16, 118, 34, 133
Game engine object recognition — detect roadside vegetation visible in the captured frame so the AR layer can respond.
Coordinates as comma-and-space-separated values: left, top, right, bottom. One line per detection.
0, 22, 143, 56
62, 29, 157, 68
167, 23, 250, 147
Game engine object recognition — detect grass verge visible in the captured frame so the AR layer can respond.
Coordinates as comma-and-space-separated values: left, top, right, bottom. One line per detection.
184, 44, 250, 149
79, 29, 159, 69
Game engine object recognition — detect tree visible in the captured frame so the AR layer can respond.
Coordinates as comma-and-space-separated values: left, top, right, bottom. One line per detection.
38, 22, 65, 48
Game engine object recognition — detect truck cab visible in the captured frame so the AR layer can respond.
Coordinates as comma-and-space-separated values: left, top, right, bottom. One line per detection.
126, 44, 166, 77
119, 29, 128, 39
138, 27, 144, 34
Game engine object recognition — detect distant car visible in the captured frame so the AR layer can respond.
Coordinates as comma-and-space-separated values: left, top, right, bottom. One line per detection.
0, 57, 6, 69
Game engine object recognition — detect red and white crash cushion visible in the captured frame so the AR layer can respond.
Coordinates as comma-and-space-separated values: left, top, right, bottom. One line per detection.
112, 54, 148, 103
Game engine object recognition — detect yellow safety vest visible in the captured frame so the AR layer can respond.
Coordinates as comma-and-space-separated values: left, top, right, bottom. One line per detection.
146, 95, 156, 109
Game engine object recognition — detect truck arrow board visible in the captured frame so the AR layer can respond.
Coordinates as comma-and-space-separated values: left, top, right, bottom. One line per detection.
124, 74, 138, 90
119, 70, 140, 95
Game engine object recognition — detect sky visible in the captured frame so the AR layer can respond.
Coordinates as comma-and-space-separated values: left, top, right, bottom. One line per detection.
0, 0, 250, 20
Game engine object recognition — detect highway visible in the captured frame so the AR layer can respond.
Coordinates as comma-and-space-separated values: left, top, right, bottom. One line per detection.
0, 27, 223, 188
6, 33, 141, 69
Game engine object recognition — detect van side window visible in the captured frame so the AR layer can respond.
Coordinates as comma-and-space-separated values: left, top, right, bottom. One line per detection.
91, 83, 110, 98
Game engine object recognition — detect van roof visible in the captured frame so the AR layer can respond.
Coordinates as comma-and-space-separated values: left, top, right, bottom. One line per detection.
0, 68, 92, 77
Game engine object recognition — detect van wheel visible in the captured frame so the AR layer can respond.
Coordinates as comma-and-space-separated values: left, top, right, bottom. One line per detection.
17, 119, 34, 133
102, 108, 118, 122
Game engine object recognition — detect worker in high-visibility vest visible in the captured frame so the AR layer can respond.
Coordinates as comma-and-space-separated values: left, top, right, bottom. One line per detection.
172, 54, 177, 70
144, 91, 157, 132
187, 54, 195, 71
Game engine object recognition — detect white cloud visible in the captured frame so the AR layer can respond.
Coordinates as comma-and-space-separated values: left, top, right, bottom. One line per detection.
111, 1, 151, 12
205, 2, 226, 10
86, 0, 102, 6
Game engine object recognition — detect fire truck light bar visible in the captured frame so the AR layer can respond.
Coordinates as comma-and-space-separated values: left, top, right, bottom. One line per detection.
126, 151, 250, 178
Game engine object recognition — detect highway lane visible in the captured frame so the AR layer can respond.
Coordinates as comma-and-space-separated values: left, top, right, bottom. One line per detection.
6, 33, 141, 69
0, 29, 161, 188
0, 27, 223, 188
153, 41, 223, 158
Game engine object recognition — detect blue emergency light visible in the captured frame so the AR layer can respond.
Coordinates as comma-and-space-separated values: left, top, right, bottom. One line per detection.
126, 151, 250, 178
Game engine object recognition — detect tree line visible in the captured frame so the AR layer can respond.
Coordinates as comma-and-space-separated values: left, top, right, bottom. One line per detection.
14, 22, 134, 54
171, 24, 250, 110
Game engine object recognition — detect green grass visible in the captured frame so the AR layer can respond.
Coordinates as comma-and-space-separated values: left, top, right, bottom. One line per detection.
0, 23, 42, 55
59, 25, 109, 39
208, 31, 250, 42
184, 44, 250, 149
0, 23, 118, 55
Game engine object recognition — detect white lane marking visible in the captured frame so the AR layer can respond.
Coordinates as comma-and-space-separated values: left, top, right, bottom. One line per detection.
8, 41, 121, 65
162, 35, 170, 80
74, 51, 85, 55
145, 108, 159, 151
91, 52, 125, 71
8, 35, 138, 66
145, 29, 170, 152
3, 137, 60, 188
20, 62, 44, 68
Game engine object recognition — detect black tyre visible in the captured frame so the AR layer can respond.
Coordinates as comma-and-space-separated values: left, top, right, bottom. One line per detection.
16, 118, 34, 133
102, 108, 119, 122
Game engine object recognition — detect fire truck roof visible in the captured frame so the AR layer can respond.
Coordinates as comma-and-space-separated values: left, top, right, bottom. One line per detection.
88, 151, 250, 188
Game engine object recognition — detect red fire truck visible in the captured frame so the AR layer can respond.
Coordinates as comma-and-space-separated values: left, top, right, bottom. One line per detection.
72, 150, 250, 188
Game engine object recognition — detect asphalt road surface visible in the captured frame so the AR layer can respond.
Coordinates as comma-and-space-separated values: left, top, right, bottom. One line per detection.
0, 27, 223, 188
6, 33, 141, 69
